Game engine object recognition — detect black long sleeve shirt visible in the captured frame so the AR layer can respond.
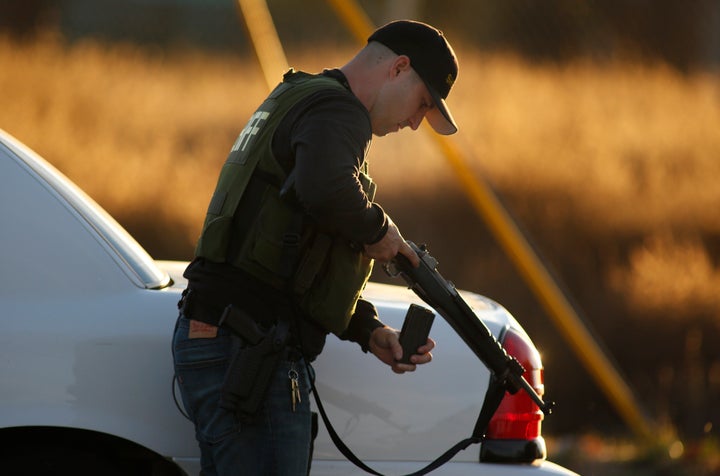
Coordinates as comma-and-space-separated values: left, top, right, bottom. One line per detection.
185, 69, 386, 352
271, 69, 386, 243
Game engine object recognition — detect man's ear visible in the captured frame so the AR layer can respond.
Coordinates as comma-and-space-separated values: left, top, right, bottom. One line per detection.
391, 55, 411, 77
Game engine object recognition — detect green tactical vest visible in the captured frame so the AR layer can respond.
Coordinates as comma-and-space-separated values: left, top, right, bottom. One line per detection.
195, 70, 376, 336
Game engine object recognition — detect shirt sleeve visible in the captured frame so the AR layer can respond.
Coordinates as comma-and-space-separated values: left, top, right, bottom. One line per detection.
277, 90, 387, 244
339, 298, 386, 352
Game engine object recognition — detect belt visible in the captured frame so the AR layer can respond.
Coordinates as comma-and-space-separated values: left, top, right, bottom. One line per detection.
177, 288, 227, 328
178, 288, 303, 361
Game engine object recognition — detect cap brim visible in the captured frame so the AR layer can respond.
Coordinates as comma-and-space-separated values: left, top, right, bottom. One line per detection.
426, 86, 457, 135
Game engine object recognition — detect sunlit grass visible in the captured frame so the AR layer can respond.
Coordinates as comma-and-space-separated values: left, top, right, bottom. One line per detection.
2, 31, 719, 316
451, 53, 720, 235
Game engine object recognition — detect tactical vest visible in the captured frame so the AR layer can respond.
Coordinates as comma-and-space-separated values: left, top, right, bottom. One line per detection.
195, 70, 376, 336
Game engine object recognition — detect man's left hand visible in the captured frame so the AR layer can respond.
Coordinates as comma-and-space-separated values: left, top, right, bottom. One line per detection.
368, 326, 435, 374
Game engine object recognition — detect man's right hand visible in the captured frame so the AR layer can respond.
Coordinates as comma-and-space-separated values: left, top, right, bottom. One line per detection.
363, 219, 420, 267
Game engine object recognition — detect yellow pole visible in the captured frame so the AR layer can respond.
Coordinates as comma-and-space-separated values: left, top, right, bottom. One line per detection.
325, 0, 656, 442
433, 130, 655, 441
235, 0, 289, 89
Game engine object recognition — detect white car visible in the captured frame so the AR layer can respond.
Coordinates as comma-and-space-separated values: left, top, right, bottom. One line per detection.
0, 128, 578, 475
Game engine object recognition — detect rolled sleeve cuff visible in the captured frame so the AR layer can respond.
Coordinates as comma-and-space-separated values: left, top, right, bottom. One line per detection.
365, 204, 388, 245
340, 299, 385, 352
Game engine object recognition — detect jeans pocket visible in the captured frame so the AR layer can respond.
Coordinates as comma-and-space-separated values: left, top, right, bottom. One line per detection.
173, 319, 241, 444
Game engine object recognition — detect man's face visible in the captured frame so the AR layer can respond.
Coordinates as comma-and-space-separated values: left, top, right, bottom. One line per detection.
370, 63, 434, 137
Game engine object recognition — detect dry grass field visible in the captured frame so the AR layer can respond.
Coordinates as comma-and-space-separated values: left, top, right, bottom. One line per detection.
2, 31, 719, 473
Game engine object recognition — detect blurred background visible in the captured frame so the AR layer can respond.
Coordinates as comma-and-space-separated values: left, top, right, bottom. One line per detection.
1, 0, 719, 474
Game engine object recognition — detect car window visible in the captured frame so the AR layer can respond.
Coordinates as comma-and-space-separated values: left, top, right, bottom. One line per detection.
0, 138, 169, 295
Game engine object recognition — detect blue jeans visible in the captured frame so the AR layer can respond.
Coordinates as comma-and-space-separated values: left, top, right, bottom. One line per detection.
172, 315, 312, 476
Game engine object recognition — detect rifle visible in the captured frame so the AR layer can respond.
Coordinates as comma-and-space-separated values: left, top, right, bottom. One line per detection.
386, 242, 554, 418
310, 242, 555, 476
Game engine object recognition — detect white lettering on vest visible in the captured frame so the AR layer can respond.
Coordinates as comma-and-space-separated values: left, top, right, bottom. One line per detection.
231, 110, 270, 153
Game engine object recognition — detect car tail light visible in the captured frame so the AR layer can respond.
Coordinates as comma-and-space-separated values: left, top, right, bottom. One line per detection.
480, 326, 547, 463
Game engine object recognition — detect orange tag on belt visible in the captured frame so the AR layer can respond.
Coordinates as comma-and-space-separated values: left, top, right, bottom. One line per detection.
189, 319, 218, 339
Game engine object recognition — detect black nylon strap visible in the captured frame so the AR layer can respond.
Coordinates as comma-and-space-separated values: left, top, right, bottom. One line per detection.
473, 376, 507, 438
306, 361, 499, 476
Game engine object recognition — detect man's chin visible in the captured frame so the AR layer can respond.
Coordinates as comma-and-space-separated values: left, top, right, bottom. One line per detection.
373, 126, 400, 137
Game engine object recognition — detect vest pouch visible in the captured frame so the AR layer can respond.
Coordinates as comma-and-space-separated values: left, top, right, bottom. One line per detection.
195, 215, 233, 263
294, 234, 373, 336
233, 189, 302, 290
195, 189, 235, 262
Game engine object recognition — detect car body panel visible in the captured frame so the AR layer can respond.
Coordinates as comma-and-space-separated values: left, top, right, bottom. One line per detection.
0, 129, 577, 475
0, 130, 168, 291
312, 284, 519, 464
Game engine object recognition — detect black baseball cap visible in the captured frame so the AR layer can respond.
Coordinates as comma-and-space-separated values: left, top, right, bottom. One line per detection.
368, 20, 459, 135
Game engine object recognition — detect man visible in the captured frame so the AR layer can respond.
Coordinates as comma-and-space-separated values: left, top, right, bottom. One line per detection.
172, 19, 459, 475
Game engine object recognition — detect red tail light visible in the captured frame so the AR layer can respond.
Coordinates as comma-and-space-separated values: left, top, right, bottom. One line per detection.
480, 326, 547, 463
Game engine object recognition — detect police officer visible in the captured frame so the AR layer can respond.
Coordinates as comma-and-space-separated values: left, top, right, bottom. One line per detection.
172, 19, 459, 476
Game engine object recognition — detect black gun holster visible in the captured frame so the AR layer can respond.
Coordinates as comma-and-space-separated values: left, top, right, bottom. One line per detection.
218, 305, 291, 421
